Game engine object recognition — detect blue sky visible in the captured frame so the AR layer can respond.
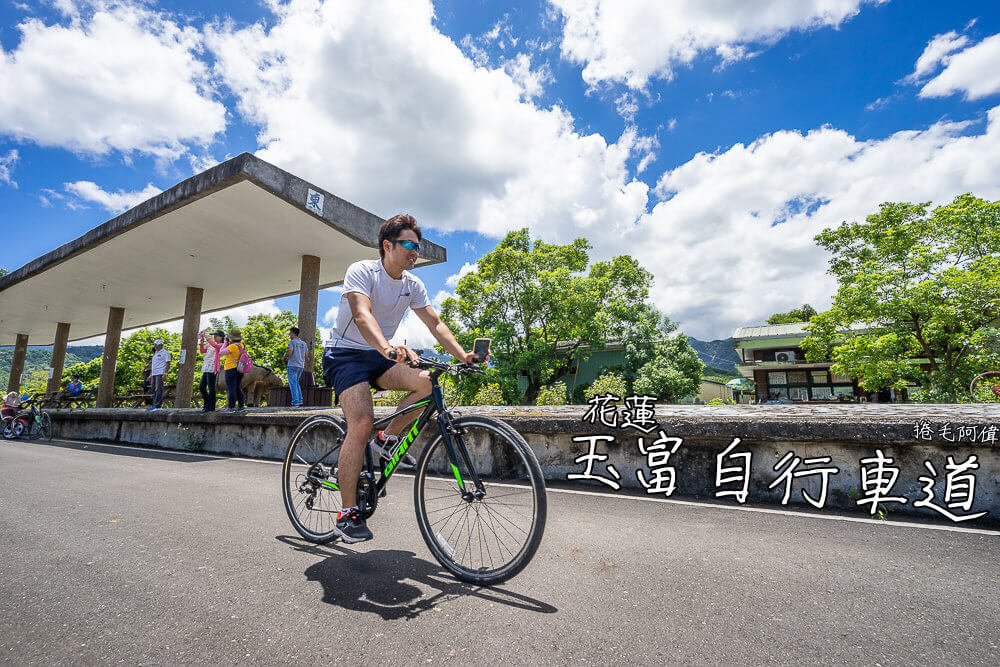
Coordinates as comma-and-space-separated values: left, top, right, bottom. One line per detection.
2, 0, 999, 344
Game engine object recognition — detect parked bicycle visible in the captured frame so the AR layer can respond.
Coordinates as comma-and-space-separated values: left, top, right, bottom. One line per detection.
2, 397, 52, 441
970, 371, 1000, 402
282, 351, 547, 585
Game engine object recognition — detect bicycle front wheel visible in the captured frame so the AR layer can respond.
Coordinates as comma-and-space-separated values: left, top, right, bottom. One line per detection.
413, 415, 546, 585
282, 415, 348, 543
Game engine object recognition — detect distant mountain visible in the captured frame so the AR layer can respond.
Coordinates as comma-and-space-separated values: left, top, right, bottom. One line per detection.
686, 336, 739, 372
0, 345, 104, 377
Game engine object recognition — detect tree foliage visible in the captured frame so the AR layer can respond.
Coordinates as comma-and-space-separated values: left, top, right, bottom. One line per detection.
440, 229, 652, 404
535, 381, 568, 406
632, 334, 705, 402
56, 310, 322, 396
209, 311, 324, 381
767, 304, 818, 325
584, 371, 627, 401
802, 194, 1000, 401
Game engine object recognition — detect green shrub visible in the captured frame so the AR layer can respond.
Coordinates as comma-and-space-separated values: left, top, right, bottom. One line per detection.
584, 372, 627, 401
708, 397, 725, 405
471, 383, 504, 406
535, 382, 568, 406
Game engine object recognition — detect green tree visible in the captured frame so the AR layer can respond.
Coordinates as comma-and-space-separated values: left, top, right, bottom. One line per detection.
116, 328, 182, 392
632, 334, 704, 402
802, 194, 1000, 401
0, 267, 7, 278
65, 357, 102, 389
615, 304, 704, 401
767, 304, 818, 325
440, 229, 652, 404
210, 312, 323, 382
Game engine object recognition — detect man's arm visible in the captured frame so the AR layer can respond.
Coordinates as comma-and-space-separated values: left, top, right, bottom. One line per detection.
412, 305, 476, 364
282, 344, 291, 362
345, 293, 420, 363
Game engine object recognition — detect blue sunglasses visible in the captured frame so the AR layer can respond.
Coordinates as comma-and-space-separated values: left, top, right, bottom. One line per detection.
395, 239, 421, 252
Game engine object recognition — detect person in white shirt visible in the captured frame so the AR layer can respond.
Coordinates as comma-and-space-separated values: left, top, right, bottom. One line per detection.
147, 339, 171, 411
198, 329, 225, 412
322, 214, 479, 543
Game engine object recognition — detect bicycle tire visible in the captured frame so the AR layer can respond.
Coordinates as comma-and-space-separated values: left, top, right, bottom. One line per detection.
282, 414, 349, 544
4, 419, 25, 440
413, 415, 546, 585
39, 412, 52, 441
970, 372, 1000, 402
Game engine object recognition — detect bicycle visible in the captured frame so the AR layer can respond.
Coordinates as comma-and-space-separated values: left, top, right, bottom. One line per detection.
970, 371, 1000, 402
2, 398, 52, 441
281, 351, 547, 585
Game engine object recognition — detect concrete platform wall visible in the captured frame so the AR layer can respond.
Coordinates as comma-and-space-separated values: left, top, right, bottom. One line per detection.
50, 404, 1000, 526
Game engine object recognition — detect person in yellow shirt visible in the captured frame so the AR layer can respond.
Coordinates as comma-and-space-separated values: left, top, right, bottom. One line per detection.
222, 330, 246, 412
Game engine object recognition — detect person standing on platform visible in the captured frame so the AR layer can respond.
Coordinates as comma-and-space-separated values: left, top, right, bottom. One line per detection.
147, 340, 171, 411
222, 329, 246, 412
282, 326, 308, 407
198, 329, 225, 412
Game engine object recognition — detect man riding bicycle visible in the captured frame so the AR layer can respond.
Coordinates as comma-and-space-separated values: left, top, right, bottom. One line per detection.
323, 214, 478, 543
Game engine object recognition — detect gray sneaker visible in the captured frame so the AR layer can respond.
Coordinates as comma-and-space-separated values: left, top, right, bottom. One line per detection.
334, 508, 373, 543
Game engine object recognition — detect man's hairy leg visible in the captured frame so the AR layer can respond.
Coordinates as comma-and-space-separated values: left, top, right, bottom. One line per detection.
337, 382, 375, 511
374, 363, 433, 437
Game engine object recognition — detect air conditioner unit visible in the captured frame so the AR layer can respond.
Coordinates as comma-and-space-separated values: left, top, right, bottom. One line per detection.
774, 350, 797, 363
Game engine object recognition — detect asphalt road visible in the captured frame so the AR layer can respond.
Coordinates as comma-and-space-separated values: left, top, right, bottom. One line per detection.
1, 438, 998, 665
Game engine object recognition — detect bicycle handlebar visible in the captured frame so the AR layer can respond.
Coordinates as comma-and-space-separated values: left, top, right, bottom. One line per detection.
386, 349, 485, 375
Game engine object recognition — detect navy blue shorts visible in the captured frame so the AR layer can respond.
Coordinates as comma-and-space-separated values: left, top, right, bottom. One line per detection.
322, 346, 396, 397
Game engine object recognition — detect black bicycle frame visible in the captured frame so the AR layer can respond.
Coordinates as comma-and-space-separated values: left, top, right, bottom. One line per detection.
321, 372, 486, 496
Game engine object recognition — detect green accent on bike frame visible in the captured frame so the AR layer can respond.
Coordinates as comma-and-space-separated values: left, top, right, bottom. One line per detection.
320, 480, 339, 491
451, 463, 466, 490
383, 420, 422, 476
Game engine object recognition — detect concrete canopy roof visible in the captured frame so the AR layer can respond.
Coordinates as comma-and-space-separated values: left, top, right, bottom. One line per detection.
0, 153, 446, 346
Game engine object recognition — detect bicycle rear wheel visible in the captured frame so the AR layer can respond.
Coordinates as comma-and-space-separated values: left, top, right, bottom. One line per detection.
32, 412, 52, 441
282, 415, 348, 543
413, 415, 546, 585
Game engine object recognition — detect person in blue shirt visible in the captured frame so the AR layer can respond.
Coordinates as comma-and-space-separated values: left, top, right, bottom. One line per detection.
66, 375, 82, 396
282, 327, 309, 407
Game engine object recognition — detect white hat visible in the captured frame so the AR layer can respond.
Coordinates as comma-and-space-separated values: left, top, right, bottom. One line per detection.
153, 339, 164, 346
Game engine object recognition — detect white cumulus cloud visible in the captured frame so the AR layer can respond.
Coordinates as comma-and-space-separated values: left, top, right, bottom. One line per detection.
917, 33, 1000, 101
206, 0, 649, 240
445, 261, 478, 288
549, 0, 886, 89
905, 30, 970, 83
620, 106, 1000, 339
0, 2, 226, 160
64, 180, 161, 213
0, 149, 18, 187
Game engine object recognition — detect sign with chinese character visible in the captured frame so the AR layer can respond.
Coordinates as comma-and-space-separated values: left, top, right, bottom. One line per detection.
306, 189, 324, 215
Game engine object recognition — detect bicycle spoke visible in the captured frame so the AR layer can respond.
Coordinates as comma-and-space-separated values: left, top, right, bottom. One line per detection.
415, 417, 545, 583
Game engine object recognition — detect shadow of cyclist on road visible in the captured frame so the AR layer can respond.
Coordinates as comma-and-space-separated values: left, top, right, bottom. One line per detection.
276, 535, 557, 621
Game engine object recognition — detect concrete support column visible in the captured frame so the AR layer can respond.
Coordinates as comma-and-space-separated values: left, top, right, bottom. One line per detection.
46, 322, 71, 394
96, 307, 125, 408
175, 286, 204, 409
7, 333, 29, 394
298, 255, 321, 370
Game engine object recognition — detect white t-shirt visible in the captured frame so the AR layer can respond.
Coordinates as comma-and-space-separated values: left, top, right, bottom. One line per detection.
151, 349, 171, 376
326, 259, 431, 350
